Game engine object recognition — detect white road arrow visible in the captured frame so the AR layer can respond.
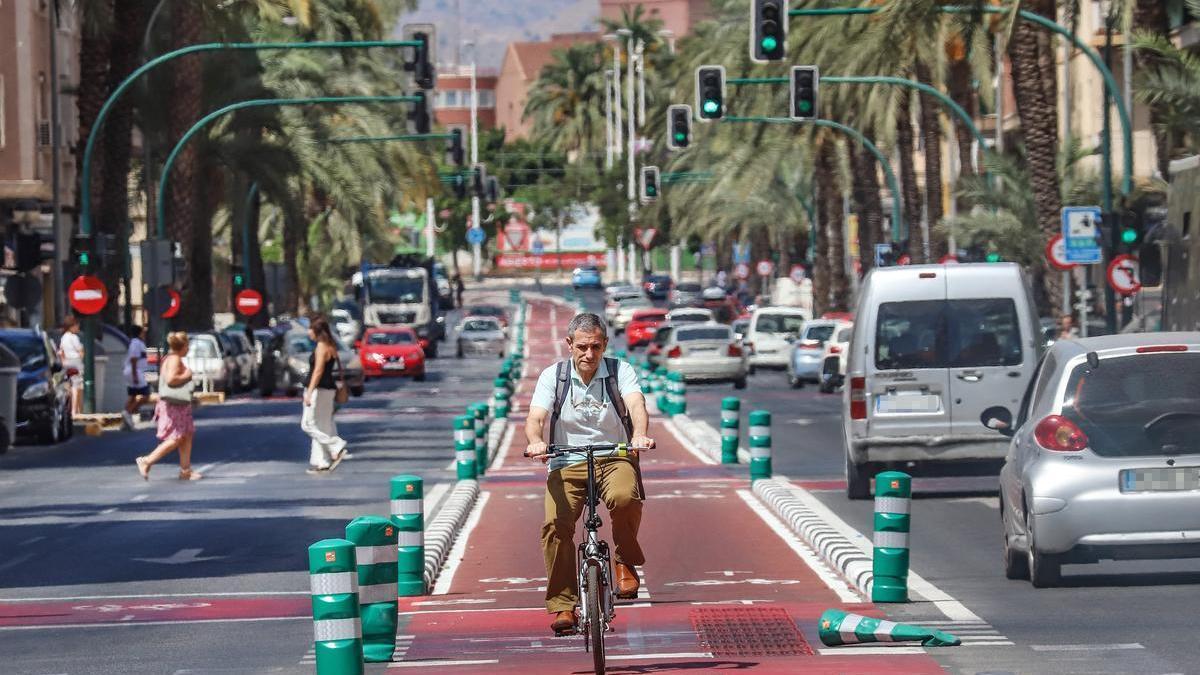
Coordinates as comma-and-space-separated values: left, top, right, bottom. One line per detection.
133, 548, 225, 565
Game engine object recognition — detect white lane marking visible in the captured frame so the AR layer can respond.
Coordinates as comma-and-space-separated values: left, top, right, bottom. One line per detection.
0, 616, 307, 631
443, 459, 455, 471
490, 424, 516, 471
422, 482, 451, 521
0, 553, 37, 573
607, 652, 713, 661
432, 491, 491, 595
411, 599, 495, 607
661, 419, 718, 465
817, 646, 927, 656
1030, 643, 1145, 652
399, 602, 653, 616
946, 497, 999, 509
776, 478, 981, 622
130, 494, 149, 503
0, 591, 308, 602
18, 536, 46, 546
388, 659, 500, 668
734, 490, 861, 603
637, 568, 650, 600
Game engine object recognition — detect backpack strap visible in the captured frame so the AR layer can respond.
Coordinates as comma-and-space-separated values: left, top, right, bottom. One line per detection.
547, 360, 570, 443
603, 357, 634, 441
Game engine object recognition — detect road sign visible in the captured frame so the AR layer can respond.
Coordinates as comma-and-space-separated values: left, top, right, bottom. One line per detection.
531, 239, 544, 255
874, 243, 892, 267
1061, 206, 1103, 264
162, 289, 181, 319
733, 242, 750, 264
939, 254, 960, 265
68, 275, 107, 315
467, 227, 486, 245
789, 264, 806, 283
1045, 234, 1079, 272
234, 289, 264, 316
734, 263, 751, 280
635, 228, 657, 250
1107, 254, 1141, 295
756, 259, 775, 277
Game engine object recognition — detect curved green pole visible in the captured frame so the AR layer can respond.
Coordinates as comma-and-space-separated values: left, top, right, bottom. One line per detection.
243, 182, 259, 291
78, 39, 420, 237
790, 4, 1133, 196
724, 116, 904, 240
155, 95, 419, 238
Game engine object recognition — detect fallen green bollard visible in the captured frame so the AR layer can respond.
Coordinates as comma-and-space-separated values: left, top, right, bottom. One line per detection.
818, 608, 960, 647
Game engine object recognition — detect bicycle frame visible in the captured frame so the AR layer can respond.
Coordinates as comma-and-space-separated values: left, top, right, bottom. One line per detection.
577, 447, 616, 637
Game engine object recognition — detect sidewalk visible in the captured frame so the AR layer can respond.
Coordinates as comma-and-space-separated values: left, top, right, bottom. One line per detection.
390, 297, 946, 673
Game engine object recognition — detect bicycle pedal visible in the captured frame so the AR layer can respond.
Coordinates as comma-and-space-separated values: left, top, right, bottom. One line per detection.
553, 627, 578, 637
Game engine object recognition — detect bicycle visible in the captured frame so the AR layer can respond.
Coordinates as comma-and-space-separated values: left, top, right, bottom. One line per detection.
544, 441, 637, 675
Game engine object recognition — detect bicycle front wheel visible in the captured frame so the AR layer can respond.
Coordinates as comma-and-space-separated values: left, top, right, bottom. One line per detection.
586, 564, 605, 674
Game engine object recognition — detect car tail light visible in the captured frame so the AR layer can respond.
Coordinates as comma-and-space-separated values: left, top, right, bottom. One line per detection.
1034, 415, 1089, 452
849, 376, 867, 420
1136, 345, 1188, 353
829, 345, 842, 354
744, 341, 754, 354
668, 346, 682, 359
727, 343, 742, 357
648, 344, 661, 355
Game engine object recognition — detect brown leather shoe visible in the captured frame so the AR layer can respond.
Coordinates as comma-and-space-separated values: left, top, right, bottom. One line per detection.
615, 563, 640, 599
550, 610, 576, 635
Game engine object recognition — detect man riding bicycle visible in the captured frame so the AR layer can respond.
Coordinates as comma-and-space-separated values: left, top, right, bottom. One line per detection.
525, 313, 655, 636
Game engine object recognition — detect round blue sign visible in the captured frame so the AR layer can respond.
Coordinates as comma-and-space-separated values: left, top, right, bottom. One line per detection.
467, 227, 486, 245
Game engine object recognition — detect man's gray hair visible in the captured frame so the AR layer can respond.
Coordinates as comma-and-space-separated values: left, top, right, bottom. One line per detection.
566, 312, 608, 340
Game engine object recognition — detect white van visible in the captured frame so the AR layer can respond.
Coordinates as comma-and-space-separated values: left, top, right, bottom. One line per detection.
842, 264, 1042, 498
746, 306, 811, 370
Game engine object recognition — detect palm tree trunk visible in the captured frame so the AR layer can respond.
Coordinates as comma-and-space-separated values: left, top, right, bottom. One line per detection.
1008, 0, 1063, 313
947, 56, 977, 182
282, 211, 302, 314
1134, 0, 1172, 178
915, 62, 946, 262
895, 92, 924, 263
167, 0, 209, 329
818, 143, 850, 313
851, 141, 884, 275
75, 0, 114, 219
812, 180, 830, 317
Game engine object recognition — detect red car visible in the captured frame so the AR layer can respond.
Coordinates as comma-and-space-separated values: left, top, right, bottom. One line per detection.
626, 308, 668, 348
358, 327, 426, 381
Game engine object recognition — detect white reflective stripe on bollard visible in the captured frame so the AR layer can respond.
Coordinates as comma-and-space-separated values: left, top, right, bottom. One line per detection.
721, 410, 738, 422
873, 620, 898, 641
397, 530, 424, 547
874, 496, 911, 515
355, 544, 397, 565
454, 430, 474, 443
873, 530, 910, 549
390, 499, 423, 515
838, 613, 864, 642
720, 427, 738, 438
310, 571, 357, 596
313, 617, 362, 641
750, 446, 771, 459
748, 426, 771, 437
456, 450, 475, 462
358, 582, 399, 605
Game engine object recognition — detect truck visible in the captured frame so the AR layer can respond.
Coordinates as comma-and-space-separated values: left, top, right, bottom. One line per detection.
353, 254, 445, 357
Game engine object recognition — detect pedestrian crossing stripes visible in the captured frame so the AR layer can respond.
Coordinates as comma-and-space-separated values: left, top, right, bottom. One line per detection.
299, 635, 415, 665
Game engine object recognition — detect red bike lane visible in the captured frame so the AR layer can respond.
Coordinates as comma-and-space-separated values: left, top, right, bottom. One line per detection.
392, 296, 944, 673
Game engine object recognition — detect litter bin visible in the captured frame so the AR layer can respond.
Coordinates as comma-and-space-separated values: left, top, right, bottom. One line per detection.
0, 342, 20, 454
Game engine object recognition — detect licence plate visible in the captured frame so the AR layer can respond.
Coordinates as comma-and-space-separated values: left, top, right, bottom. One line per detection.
691, 348, 716, 354
383, 361, 406, 370
1120, 467, 1200, 493
876, 392, 941, 414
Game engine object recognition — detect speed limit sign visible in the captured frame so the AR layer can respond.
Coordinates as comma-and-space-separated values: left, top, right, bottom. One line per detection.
734, 263, 751, 280
756, 259, 775, 276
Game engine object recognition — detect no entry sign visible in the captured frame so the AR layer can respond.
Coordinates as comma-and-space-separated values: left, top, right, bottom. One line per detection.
235, 289, 264, 316
68, 275, 108, 315
162, 289, 181, 319
1045, 235, 1078, 272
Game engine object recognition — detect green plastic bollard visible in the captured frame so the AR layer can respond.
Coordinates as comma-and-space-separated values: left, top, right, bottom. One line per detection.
872, 471, 912, 603
494, 390, 510, 419
344, 516, 398, 663
454, 415, 477, 479
308, 538, 364, 674
470, 404, 488, 475
748, 410, 772, 482
817, 608, 959, 647
389, 475, 425, 597
676, 374, 688, 415
493, 376, 512, 397
720, 397, 741, 464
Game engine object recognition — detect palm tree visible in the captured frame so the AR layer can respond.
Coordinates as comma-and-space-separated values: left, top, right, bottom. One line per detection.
1133, 1, 1200, 161
524, 44, 609, 162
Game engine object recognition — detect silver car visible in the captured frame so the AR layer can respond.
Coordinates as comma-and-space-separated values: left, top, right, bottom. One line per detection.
456, 317, 506, 358
787, 319, 844, 388
662, 324, 747, 389
611, 296, 654, 333
986, 333, 1200, 587
665, 307, 714, 325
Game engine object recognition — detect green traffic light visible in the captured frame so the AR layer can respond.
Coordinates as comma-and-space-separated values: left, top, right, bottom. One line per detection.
79, 252, 90, 266
986, 252, 1002, 263
702, 100, 719, 115
234, 274, 244, 286
1121, 228, 1137, 244
674, 132, 686, 142
761, 36, 778, 53
797, 100, 812, 113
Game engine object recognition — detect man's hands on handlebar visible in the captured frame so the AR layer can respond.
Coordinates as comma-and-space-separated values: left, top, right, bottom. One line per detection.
524, 437, 655, 463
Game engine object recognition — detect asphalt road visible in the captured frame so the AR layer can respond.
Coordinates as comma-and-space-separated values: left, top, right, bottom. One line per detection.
0, 288, 513, 674
569, 282, 1200, 675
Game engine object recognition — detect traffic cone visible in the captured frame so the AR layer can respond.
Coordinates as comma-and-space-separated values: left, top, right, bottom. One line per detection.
817, 609, 960, 647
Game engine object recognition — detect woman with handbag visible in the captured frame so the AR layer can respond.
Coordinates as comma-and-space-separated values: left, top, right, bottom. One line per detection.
302, 316, 349, 474
136, 332, 201, 480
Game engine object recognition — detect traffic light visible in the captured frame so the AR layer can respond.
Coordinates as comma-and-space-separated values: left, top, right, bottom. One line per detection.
751, 0, 788, 62
71, 233, 93, 274
231, 265, 246, 292
451, 173, 467, 199
14, 231, 52, 273
790, 66, 819, 120
640, 166, 660, 204
695, 66, 726, 121
472, 163, 488, 199
985, 251, 1002, 263
411, 32, 435, 90
667, 104, 692, 150
409, 91, 430, 134
485, 175, 501, 204
1117, 211, 1142, 251
448, 129, 465, 167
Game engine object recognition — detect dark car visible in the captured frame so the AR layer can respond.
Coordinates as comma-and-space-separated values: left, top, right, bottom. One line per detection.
669, 282, 703, 308
0, 330, 73, 445
253, 329, 283, 396
642, 274, 673, 300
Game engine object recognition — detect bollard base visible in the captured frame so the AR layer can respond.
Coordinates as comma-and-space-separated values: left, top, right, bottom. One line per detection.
749, 458, 772, 483
871, 582, 909, 603
315, 639, 365, 675
397, 579, 426, 597
721, 439, 738, 464
361, 602, 399, 662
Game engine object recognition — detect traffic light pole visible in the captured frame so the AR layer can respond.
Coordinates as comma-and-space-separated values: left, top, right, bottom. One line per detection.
469, 50, 482, 281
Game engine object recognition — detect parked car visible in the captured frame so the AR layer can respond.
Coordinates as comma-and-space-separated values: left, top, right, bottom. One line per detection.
642, 274, 673, 300
669, 282, 703, 308
626, 308, 668, 349
359, 326, 426, 380
611, 295, 654, 333
222, 330, 258, 390
665, 307, 714, 326
0, 330, 72, 445
986, 333, 1200, 587
746, 307, 810, 371
253, 329, 282, 396
787, 319, 848, 388
842, 263, 1041, 499
605, 287, 644, 323
661, 324, 747, 388
278, 329, 365, 397
572, 265, 603, 289
456, 317, 507, 358
185, 333, 237, 393
818, 323, 854, 394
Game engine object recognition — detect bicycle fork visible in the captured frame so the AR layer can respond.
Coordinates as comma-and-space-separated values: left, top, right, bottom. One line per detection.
577, 535, 615, 639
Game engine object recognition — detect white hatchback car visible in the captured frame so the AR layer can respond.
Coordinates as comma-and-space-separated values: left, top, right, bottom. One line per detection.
746, 307, 810, 370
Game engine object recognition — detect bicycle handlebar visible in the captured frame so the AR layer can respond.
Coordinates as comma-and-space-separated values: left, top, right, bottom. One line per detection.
545, 442, 636, 458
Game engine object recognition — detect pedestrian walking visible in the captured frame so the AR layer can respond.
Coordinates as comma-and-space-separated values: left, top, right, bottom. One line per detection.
123, 325, 150, 430
453, 275, 465, 308
523, 313, 655, 636
302, 316, 348, 475
136, 331, 201, 481
57, 316, 84, 415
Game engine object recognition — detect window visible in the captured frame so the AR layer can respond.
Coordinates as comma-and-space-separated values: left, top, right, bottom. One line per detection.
875, 299, 1022, 370
1183, 212, 1191, 239
367, 331, 416, 345
188, 339, 220, 359
802, 324, 837, 343
755, 314, 805, 334
478, 90, 495, 107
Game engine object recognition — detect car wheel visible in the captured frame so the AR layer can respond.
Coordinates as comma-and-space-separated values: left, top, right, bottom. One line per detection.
0, 422, 10, 455
456, 342, 464, 358
1001, 497, 1029, 580
733, 376, 747, 390
427, 342, 439, 359
351, 385, 364, 397
788, 373, 803, 389
414, 370, 427, 382
61, 403, 74, 440
748, 365, 757, 376
39, 403, 62, 445
845, 453, 871, 500
1026, 505, 1061, 587
819, 377, 834, 394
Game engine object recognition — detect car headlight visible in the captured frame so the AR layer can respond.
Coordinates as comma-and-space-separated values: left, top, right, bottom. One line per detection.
367, 353, 386, 363
21, 381, 52, 400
